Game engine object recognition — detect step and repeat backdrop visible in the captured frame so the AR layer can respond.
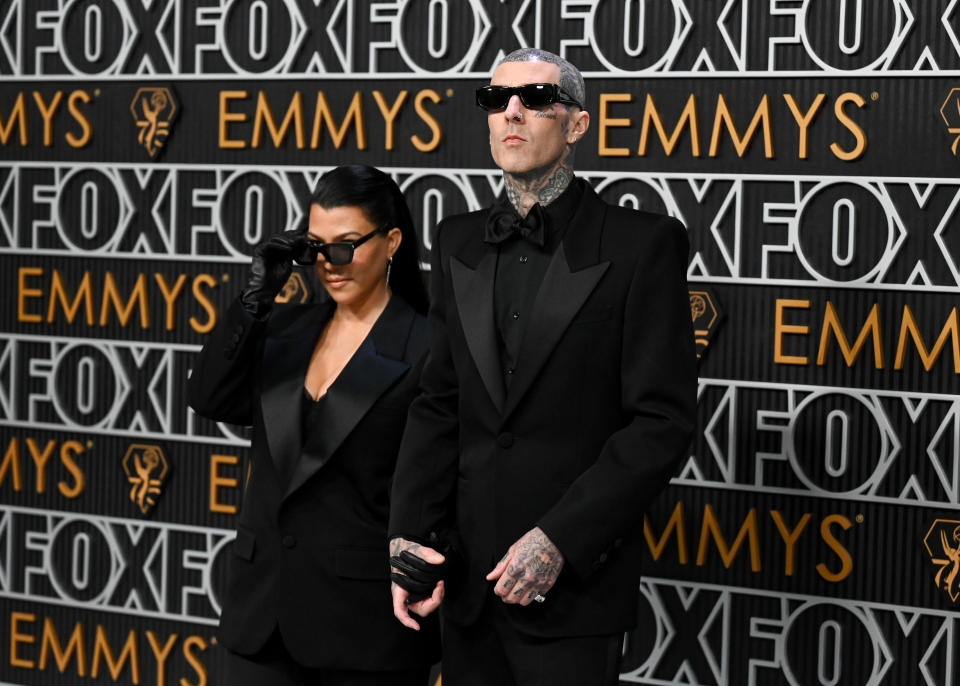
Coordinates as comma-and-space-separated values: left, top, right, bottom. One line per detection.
1, 1, 960, 684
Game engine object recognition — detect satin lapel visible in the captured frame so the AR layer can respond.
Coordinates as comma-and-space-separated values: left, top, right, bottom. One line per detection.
284, 300, 413, 499
260, 305, 331, 482
450, 253, 505, 412
502, 190, 611, 420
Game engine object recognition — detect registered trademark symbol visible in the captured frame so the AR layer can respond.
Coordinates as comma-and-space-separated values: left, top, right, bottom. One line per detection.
446, 89, 454, 98
86, 441, 93, 449
222, 274, 229, 282
856, 514, 864, 523
94, 89, 101, 97
871, 92, 879, 101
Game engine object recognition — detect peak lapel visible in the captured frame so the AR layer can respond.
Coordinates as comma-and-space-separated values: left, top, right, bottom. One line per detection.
450, 252, 506, 412
261, 304, 331, 483
502, 186, 611, 419
284, 297, 414, 499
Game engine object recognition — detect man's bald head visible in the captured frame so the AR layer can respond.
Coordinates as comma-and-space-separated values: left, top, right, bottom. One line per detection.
497, 48, 585, 110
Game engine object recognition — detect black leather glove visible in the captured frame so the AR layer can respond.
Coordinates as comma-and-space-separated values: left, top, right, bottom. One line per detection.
240, 231, 305, 317
390, 550, 447, 604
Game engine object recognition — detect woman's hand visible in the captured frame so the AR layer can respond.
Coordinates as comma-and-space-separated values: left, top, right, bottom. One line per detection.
239, 231, 305, 317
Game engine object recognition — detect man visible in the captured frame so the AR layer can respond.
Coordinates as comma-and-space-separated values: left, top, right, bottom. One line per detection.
389, 48, 697, 685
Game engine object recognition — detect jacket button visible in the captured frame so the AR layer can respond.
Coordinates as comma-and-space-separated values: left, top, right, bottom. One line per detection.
497, 433, 514, 448
231, 333, 241, 343
613, 538, 623, 549
599, 553, 608, 563
282, 535, 297, 548
234, 325, 244, 335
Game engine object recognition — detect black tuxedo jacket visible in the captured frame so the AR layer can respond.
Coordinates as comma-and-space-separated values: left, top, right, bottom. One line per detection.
188, 295, 437, 669
389, 181, 697, 637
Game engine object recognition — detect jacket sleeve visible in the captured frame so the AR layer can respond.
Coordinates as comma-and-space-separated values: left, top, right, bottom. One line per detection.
537, 216, 697, 579
389, 221, 461, 541
187, 298, 268, 426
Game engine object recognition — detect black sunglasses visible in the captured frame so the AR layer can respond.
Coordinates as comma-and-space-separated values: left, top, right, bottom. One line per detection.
295, 224, 389, 266
475, 83, 583, 112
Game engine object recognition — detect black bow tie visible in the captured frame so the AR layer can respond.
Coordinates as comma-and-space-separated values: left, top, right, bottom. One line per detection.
483, 203, 546, 247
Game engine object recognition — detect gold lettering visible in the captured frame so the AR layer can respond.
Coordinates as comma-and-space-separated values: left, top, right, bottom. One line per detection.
0, 92, 28, 145
66, 91, 92, 148
33, 91, 64, 147
190, 275, 219, 334
99, 272, 150, 328
411, 89, 442, 152
709, 94, 774, 158
26, 438, 56, 493
830, 92, 867, 161
59, 441, 86, 499
817, 301, 884, 369
39, 618, 87, 675
770, 511, 812, 577
372, 90, 409, 151
210, 454, 240, 514
597, 93, 632, 157
180, 636, 209, 686
48, 269, 95, 325
0, 437, 23, 491
697, 504, 761, 571
783, 93, 826, 159
146, 631, 178, 686
154, 274, 189, 331
774, 299, 811, 365
643, 501, 688, 563
10, 612, 36, 668
91, 625, 139, 683
219, 91, 249, 149
895, 306, 960, 373
639, 94, 701, 157
817, 514, 854, 582
252, 91, 305, 148
311, 91, 367, 149
18, 266, 45, 323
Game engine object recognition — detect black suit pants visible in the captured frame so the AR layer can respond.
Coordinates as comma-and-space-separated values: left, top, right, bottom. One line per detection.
220, 628, 431, 686
441, 599, 623, 686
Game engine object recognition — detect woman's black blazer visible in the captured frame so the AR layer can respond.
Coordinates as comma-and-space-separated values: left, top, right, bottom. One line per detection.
187, 294, 437, 670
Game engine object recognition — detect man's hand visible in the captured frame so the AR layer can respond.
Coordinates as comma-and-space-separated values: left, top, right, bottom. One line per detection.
390, 537, 445, 630
486, 526, 563, 606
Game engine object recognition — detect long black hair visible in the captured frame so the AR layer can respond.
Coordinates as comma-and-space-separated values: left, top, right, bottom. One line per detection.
310, 165, 429, 315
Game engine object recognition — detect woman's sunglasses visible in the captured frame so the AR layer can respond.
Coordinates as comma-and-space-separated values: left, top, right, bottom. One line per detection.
475, 83, 583, 112
294, 224, 389, 266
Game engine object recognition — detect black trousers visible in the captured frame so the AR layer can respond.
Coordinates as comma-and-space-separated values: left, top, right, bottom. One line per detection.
441, 599, 623, 686
220, 628, 432, 686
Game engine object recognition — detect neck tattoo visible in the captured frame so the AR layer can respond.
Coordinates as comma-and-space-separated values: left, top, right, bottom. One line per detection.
504, 161, 573, 218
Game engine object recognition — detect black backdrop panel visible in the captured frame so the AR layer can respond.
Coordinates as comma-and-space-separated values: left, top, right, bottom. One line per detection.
1, 1, 959, 685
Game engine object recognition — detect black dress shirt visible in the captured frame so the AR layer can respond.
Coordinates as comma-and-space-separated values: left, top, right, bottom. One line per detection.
492, 179, 584, 383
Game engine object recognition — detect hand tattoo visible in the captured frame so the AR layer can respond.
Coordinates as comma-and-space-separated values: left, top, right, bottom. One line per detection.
497, 527, 564, 604
390, 537, 424, 580
390, 537, 423, 558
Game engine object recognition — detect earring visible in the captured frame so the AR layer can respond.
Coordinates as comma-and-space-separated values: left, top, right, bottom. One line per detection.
386, 257, 393, 283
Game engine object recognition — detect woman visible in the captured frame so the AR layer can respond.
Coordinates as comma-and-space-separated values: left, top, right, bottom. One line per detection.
188, 165, 437, 685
